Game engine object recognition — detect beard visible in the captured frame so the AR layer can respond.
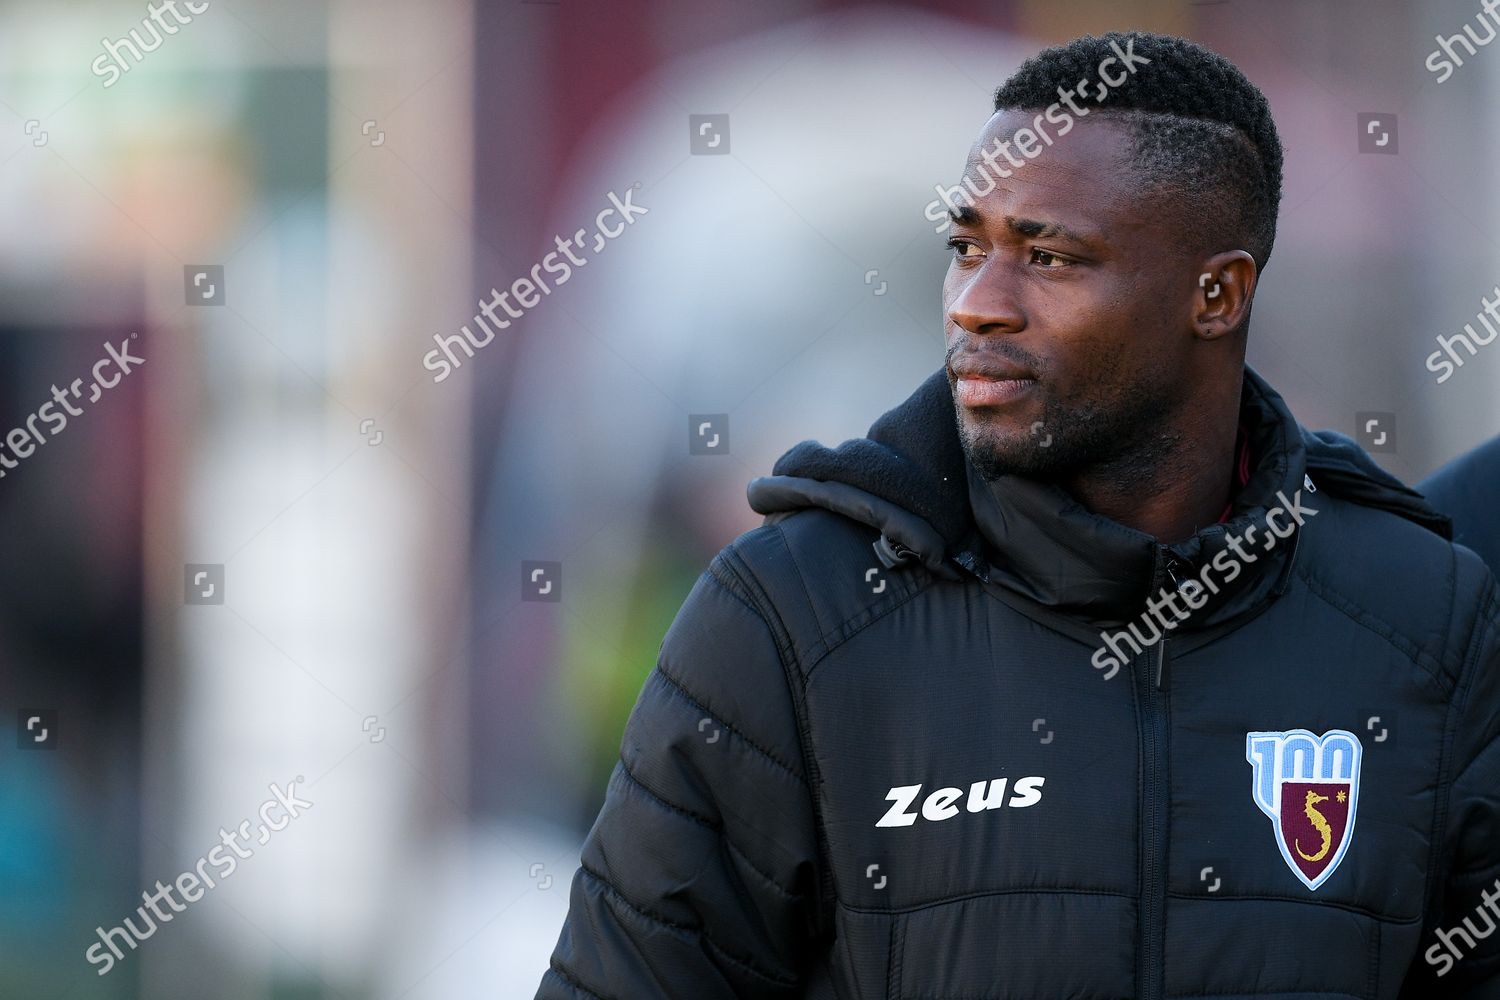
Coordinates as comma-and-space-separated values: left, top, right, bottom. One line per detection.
956, 378, 1183, 491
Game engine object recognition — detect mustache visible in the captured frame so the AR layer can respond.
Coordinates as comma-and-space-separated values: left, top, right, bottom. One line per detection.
945, 341, 1045, 377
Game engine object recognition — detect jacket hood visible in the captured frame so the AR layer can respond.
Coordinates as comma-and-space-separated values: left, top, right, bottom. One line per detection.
748, 366, 1451, 627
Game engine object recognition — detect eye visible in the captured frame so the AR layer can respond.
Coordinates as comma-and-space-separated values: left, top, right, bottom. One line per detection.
946, 238, 983, 260
1030, 248, 1071, 268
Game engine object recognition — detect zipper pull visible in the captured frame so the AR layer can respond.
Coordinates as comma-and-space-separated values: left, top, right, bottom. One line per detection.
1164, 556, 1204, 603
872, 534, 915, 569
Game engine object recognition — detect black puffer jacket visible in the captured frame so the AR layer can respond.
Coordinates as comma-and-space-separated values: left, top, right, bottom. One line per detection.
537, 367, 1500, 1000
1421, 435, 1500, 578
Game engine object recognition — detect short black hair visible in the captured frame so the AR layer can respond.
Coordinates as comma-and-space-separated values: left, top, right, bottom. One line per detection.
993, 31, 1283, 272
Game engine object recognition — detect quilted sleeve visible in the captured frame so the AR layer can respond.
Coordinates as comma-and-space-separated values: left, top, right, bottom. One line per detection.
535, 552, 827, 999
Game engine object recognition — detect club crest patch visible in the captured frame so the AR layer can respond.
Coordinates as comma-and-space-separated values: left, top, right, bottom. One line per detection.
1245, 729, 1362, 891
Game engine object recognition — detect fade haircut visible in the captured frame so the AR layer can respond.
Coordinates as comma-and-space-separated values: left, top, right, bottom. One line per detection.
993, 31, 1284, 272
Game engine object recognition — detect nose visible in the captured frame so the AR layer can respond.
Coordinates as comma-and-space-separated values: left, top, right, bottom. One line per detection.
945, 264, 1025, 337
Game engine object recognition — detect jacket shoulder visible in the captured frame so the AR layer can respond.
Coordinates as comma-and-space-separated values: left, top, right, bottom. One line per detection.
1294, 491, 1498, 688
713, 509, 940, 675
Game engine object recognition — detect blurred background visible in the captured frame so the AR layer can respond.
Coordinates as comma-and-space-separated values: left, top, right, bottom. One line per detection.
1, 0, 1497, 996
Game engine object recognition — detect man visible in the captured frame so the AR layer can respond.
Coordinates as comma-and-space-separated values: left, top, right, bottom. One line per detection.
1422, 435, 1500, 576
537, 32, 1500, 998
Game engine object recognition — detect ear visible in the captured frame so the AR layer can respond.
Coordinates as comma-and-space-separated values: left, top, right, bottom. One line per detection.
1192, 250, 1258, 340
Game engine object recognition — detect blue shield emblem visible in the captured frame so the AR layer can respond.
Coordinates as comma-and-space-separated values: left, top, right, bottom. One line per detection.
1245, 729, 1362, 890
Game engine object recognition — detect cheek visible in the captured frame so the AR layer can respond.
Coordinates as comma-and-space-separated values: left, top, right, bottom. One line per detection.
940, 265, 962, 307
1044, 278, 1149, 354
1032, 299, 1137, 393
940, 272, 964, 336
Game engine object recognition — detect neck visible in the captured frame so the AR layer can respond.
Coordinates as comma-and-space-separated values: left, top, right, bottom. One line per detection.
1057, 383, 1243, 544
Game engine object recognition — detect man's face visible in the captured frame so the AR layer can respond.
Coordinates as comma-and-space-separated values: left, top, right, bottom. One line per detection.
943, 109, 1196, 483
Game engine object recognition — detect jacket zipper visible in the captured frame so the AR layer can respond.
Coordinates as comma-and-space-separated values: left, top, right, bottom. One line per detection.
1137, 547, 1174, 1000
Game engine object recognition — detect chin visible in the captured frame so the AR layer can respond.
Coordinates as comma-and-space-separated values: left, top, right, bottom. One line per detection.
958, 419, 1055, 482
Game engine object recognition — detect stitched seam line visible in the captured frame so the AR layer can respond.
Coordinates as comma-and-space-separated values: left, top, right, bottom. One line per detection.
887, 912, 905, 998
712, 539, 841, 940
729, 522, 944, 680
580, 861, 796, 987
839, 885, 1135, 915
1453, 585, 1500, 718
616, 752, 720, 830
1295, 566, 1445, 687
1162, 891, 1421, 924
652, 664, 806, 783
1163, 991, 1367, 999
887, 914, 899, 998
899, 915, 909, 996
708, 554, 814, 690
545, 964, 612, 1000
618, 725, 806, 904
700, 932, 800, 989
1424, 583, 1499, 930
908, 994, 1132, 1000
578, 863, 800, 988
579, 861, 697, 932
800, 577, 938, 680
1443, 542, 1459, 678
775, 521, 828, 644
723, 836, 803, 902
1449, 731, 1500, 808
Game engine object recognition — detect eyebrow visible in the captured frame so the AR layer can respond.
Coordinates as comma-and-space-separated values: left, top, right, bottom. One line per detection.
947, 206, 1092, 245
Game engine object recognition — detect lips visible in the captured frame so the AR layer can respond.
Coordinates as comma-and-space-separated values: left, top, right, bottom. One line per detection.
950, 360, 1037, 408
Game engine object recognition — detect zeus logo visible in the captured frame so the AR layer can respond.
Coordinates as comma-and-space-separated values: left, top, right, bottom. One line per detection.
876, 776, 1045, 827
